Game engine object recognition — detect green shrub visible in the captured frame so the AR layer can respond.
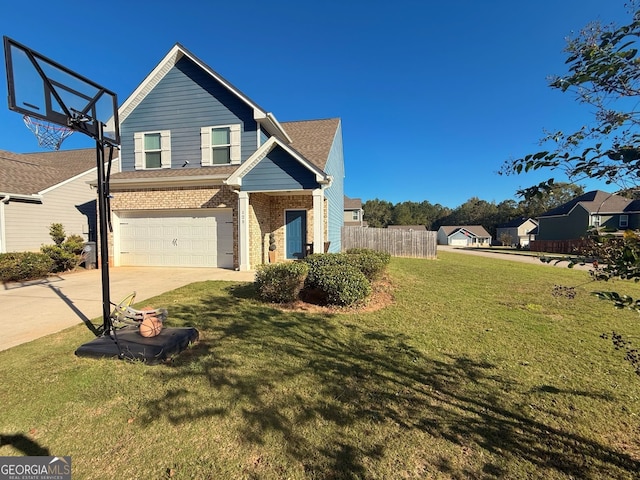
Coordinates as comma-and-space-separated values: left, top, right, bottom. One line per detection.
311, 263, 371, 306
303, 253, 352, 288
40, 245, 80, 273
0, 252, 54, 282
255, 261, 309, 303
346, 248, 391, 281
40, 224, 85, 273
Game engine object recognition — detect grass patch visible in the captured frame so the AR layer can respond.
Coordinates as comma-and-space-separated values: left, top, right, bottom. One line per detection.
1, 252, 639, 478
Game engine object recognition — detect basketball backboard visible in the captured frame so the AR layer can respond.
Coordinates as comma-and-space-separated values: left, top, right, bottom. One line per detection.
3, 36, 119, 145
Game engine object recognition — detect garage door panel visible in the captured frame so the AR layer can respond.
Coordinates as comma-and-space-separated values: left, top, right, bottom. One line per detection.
118, 209, 233, 268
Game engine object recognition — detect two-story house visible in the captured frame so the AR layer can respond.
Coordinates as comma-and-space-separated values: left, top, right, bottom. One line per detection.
531, 190, 640, 252
495, 217, 538, 247
106, 44, 345, 271
343, 196, 365, 227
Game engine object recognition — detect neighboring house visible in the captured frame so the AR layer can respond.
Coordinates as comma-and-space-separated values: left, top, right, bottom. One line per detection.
107, 43, 345, 271
533, 190, 640, 249
0, 148, 105, 253
495, 217, 538, 247
437, 225, 492, 247
344, 196, 365, 227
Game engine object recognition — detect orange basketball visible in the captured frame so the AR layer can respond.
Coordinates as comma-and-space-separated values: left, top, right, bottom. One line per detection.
139, 315, 163, 337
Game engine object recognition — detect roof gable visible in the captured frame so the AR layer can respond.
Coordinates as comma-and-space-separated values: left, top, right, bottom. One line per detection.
116, 43, 291, 142
440, 225, 491, 238
225, 136, 330, 188
497, 217, 538, 228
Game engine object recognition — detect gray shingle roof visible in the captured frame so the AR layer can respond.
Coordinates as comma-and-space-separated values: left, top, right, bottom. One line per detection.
440, 225, 491, 237
344, 195, 362, 209
0, 148, 96, 195
280, 118, 340, 170
539, 190, 633, 217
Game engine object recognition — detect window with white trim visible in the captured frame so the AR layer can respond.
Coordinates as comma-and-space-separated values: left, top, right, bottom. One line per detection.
591, 214, 601, 227
134, 131, 171, 169
201, 124, 241, 166
352, 210, 360, 221
620, 214, 629, 228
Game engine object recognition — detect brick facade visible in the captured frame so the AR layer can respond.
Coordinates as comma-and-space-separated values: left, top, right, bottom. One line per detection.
110, 185, 328, 269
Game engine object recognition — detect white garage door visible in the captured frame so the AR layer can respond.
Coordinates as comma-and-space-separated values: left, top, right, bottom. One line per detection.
450, 238, 468, 246
118, 209, 234, 268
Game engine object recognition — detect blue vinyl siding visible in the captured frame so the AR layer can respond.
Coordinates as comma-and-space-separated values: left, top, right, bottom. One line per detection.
242, 146, 319, 191
120, 56, 257, 171
323, 121, 344, 252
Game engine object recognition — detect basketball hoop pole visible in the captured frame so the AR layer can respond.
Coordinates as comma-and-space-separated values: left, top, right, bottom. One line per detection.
95, 122, 112, 333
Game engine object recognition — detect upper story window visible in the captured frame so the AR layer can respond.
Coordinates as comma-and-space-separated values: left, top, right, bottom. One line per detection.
620, 214, 629, 228
201, 124, 241, 166
352, 210, 360, 221
591, 214, 601, 228
134, 131, 171, 169
144, 133, 162, 168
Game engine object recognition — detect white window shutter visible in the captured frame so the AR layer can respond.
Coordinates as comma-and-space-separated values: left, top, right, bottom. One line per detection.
230, 124, 241, 164
134, 132, 143, 169
160, 130, 171, 168
201, 127, 211, 166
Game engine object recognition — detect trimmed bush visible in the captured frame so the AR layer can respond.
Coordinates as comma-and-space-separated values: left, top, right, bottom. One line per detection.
40, 224, 85, 273
0, 252, 54, 282
311, 263, 371, 306
303, 253, 352, 288
255, 261, 309, 303
346, 248, 391, 281
40, 245, 80, 273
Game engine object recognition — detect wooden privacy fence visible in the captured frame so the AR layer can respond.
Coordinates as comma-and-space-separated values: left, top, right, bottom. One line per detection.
529, 239, 590, 254
342, 227, 437, 259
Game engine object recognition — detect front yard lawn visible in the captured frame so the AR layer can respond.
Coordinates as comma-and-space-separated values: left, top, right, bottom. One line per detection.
1, 252, 639, 479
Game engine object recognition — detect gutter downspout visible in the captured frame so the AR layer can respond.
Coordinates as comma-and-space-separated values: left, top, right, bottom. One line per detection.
0, 195, 9, 253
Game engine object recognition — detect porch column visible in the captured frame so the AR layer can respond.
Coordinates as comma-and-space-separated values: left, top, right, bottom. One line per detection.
237, 191, 250, 271
312, 188, 324, 254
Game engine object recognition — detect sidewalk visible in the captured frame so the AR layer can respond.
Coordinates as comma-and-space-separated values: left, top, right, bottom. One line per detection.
0, 267, 255, 352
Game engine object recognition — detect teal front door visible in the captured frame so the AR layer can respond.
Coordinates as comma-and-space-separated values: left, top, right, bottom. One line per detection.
285, 210, 306, 259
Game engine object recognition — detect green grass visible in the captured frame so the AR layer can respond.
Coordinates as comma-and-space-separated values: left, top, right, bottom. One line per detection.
1, 252, 639, 479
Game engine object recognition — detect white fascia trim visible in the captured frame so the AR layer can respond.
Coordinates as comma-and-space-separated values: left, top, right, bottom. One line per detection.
254, 112, 292, 143
0, 192, 43, 202
38, 165, 105, 195
225, 136, 329, 187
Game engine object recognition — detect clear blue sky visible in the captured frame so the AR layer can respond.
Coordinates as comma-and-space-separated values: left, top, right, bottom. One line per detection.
0, 1, 631, 208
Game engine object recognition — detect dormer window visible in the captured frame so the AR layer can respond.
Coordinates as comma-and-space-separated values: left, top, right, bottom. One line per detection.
201, 124, 241, 165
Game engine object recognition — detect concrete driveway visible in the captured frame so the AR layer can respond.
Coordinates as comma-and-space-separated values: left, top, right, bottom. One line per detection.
0, 267, 255, 352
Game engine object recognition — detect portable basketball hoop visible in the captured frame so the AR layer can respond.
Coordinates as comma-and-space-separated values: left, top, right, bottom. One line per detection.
3, 36, 198, 362
23, 115, 74, 150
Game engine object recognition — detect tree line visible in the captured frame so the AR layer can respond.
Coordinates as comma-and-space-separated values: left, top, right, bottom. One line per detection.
362, 182, 584, 237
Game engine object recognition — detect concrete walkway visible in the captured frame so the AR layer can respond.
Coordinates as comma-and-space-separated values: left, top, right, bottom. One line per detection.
0, 267, 255, 352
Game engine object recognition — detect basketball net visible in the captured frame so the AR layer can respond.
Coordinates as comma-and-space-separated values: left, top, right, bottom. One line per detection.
23, 115, 74, 151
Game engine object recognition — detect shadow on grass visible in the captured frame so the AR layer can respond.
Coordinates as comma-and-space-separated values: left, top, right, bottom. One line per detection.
140, 283, 639, 478
1, 433, 50, 456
